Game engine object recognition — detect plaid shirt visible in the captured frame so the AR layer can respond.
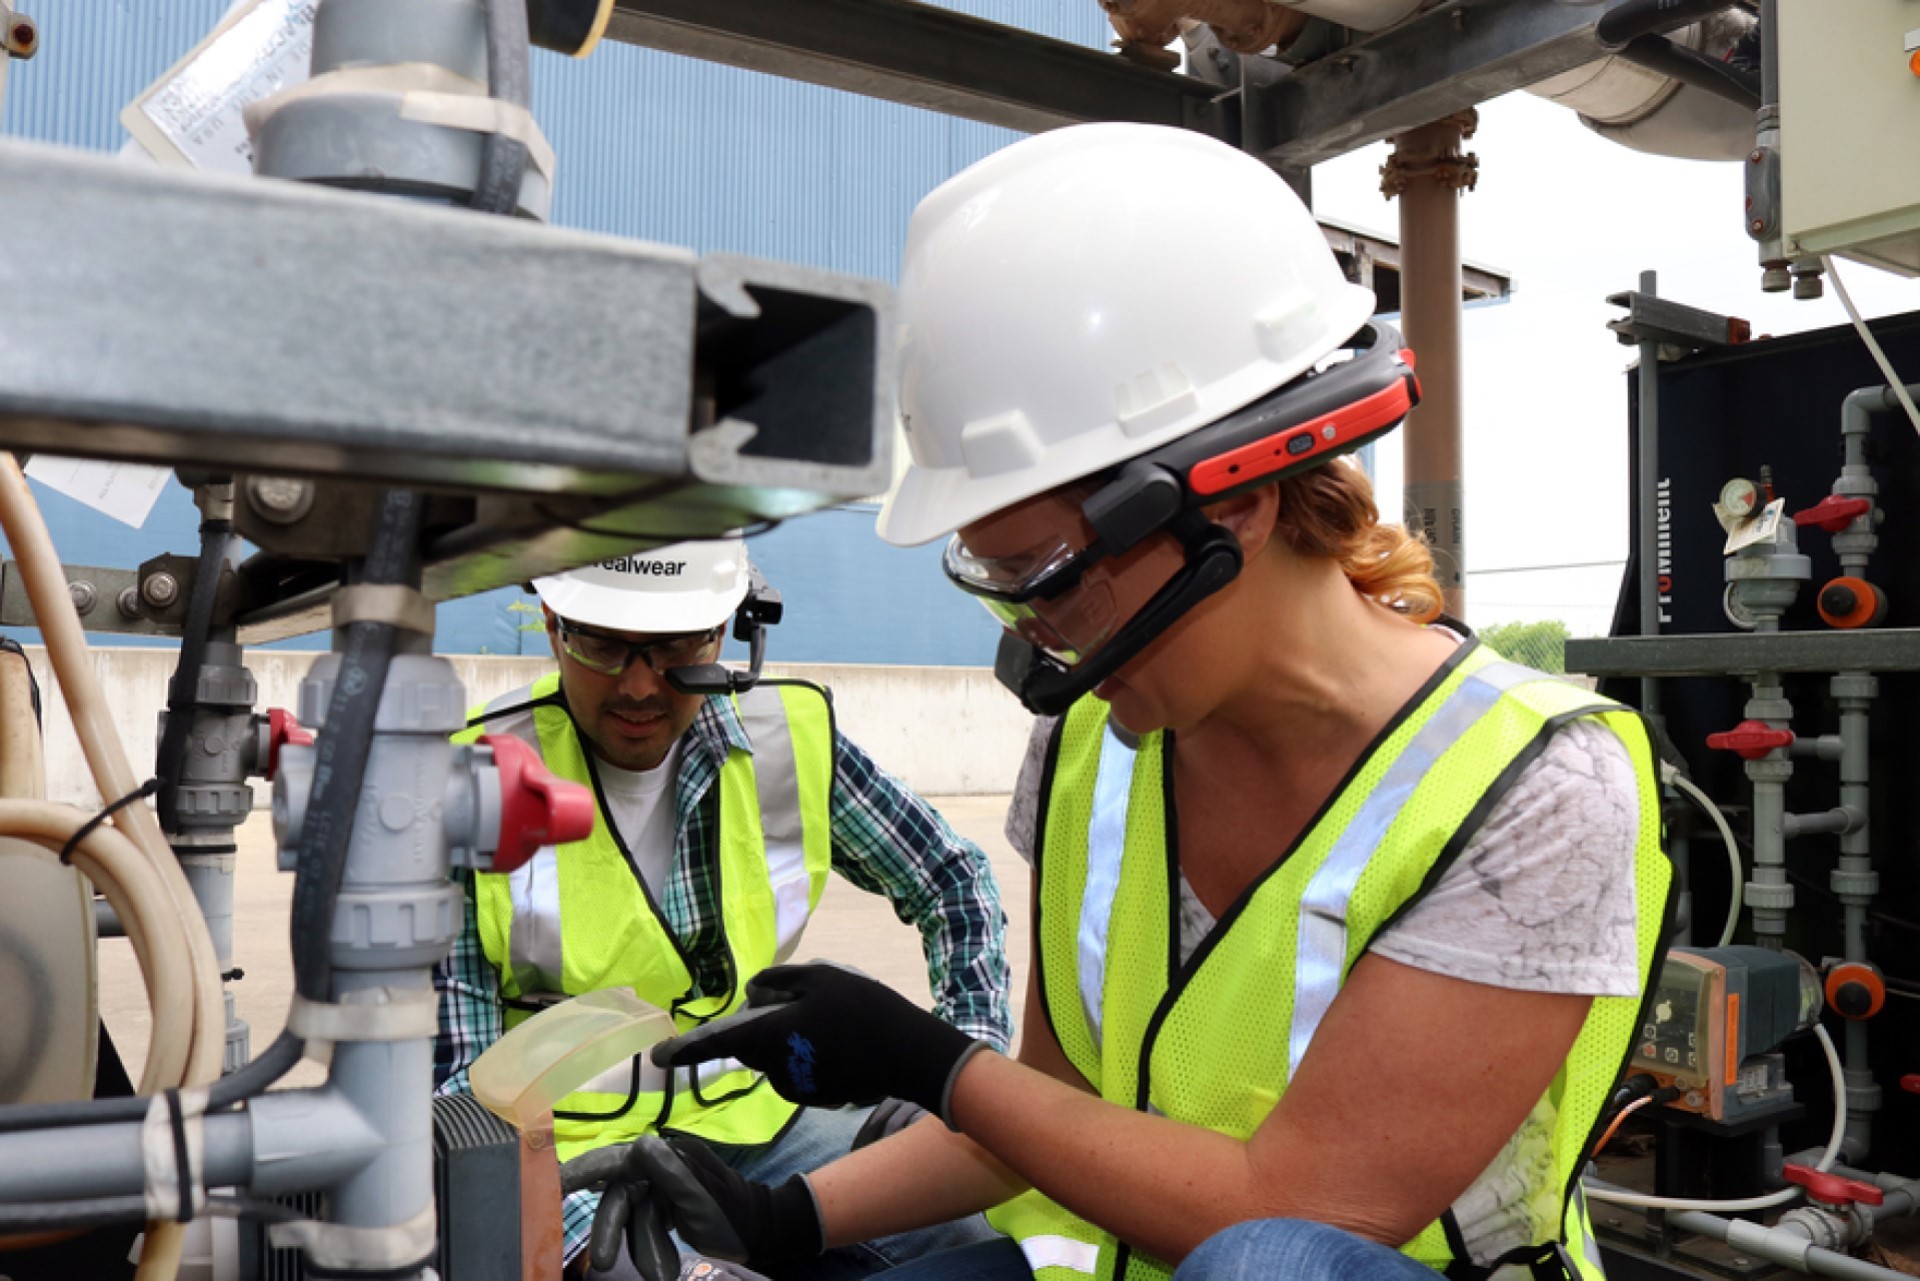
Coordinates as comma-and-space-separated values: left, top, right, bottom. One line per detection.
432, 687, 1012, 1264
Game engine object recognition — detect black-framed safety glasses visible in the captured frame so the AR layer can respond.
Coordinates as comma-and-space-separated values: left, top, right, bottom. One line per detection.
555, 619, 724, 677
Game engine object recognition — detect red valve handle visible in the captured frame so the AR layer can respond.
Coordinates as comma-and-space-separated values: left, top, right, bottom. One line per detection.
1705, 720, 1795, 761
264, 708, 314, 781
1783, 1164, 1885, 1207
1902, 1074, 1920, 1095
1793, 495, 1871, 534
482, 734, 596, 874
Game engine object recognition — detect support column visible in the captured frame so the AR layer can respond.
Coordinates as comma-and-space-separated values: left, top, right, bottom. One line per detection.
1382, 112, 1477, 617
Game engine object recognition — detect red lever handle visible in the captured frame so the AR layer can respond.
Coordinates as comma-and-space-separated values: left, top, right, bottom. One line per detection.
1793, 495, 1871, 534
264, 708, 314, 781
1783, 1164, 1885, 1207
1706, 720, 1795, 761
1901, 1074, 1920, 1095
482, 734, 596, 874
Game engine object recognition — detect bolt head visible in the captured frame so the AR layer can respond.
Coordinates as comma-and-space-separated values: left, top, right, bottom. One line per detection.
117, 586, 141, 618
246, 475, 314, 523
1749, 149, 1764, 163
1750, 218, 1766, 234
142, 572, 180, 608
67, 580, 95, 615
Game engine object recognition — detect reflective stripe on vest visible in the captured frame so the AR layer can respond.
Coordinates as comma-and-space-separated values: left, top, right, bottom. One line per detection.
1006, 641, 1671, 1281
466, 675, 834, 1158
1288, 659, 1540, 1075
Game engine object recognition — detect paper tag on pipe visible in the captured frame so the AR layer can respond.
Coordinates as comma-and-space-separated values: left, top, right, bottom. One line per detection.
120, 0, 318, 175
24, 457, 172, 529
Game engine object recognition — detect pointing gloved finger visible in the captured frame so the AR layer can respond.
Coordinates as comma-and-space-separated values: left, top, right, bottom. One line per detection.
626, 1179, 681, 1281
650, 1004, 786, 1069
590, 1181, 632, 1275
625, 1136, 753, 1261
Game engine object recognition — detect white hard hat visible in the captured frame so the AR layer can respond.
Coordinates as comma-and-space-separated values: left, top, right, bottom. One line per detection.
531, 538, 750, 634
877, 122, 1377, 547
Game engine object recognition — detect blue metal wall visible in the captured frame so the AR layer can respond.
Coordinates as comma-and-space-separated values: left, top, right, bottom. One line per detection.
0, 0, 1115, 664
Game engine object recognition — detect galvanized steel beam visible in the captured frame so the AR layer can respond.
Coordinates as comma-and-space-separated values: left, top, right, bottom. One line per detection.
1566, 630, 1920, 679
603, 0, 1231, 139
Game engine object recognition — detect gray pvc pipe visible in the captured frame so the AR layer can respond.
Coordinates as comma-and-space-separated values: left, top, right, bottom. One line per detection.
0, 1109, 253, 1203
1668, 1207, 1909, 1280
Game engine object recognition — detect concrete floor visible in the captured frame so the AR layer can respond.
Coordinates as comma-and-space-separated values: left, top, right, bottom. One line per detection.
96, 796, 1030, 1090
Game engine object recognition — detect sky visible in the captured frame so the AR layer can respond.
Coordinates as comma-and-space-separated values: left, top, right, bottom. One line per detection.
1304, 90, 1920, 637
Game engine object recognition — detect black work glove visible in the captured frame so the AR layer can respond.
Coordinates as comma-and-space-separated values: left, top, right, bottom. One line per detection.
651, 963, 990, 1121
565, 1137, 821, 1279
851, 1098, 929, 1151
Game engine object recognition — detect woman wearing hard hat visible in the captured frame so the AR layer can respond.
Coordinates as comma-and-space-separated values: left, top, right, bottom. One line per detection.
616, 123, 1671, 1281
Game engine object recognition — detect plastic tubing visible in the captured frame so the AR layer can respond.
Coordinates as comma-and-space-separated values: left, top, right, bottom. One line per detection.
1668, 771, 1744, 947
0, 454, 224, 1281
1586, 1024, 1847, 1212
0, 803, 195, 1092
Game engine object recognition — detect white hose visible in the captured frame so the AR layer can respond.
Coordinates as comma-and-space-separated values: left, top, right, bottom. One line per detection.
1587, 1024, 1847, 1212
1667, 771, 1744, 948
1822, 255, 1920, 443
0, 455, 226, 1281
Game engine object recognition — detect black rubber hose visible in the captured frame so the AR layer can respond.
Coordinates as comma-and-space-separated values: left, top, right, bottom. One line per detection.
286, 490, 425, 1002
1595, 0, 1737, 49
1614, 33, 1761, 106
0, 1195, 152, 1232
154, 516, 233, 835
469, 0, 531, 215
0, 1029, 303, 1133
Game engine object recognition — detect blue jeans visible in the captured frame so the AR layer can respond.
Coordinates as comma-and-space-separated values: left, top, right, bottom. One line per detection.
877, 1219, 1442, 1281
1173, 1220, 1439, 1280
588, 1103, 999, 1280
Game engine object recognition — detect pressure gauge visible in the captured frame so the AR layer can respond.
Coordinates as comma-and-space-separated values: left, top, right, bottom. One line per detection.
1719, 477, 1761, 520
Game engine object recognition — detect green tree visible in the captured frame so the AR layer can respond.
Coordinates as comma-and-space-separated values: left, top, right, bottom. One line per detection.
1477, 619, 1570, 674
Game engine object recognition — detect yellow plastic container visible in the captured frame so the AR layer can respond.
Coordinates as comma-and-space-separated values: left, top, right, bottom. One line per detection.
470, 988, 675, 1131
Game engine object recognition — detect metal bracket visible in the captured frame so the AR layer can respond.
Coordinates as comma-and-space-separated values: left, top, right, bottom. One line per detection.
1567, 629, 1920, 679
1606, 290, 1752, 359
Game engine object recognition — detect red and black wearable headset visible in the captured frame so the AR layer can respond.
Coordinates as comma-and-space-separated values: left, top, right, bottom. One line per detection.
994, 320, 1421, 716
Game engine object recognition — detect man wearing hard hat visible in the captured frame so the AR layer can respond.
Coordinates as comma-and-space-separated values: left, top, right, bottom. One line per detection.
431, 537, 1010, 1278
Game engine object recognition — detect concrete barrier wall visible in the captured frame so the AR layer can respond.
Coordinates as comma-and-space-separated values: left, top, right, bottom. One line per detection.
19, 647, 1035, 810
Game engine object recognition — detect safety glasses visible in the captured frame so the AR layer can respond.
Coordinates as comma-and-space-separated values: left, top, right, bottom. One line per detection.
556, 620, 723, 677
942, 534, 1118, 664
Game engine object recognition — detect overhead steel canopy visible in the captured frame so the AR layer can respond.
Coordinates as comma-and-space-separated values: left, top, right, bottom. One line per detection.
604, 0, 1716, 171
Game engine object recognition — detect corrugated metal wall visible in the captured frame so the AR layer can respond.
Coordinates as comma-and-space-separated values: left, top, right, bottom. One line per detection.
1, 0, 1114, 663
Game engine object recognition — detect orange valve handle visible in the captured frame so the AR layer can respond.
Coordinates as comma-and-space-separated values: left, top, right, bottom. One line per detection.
484, 734, 596, 873
1706, 720, 1795, 761
1793, 495, 1872, 534
1825, 963, 1886, 1021
1783, 1164, 1884, 1208
1818, 577, 1886, 629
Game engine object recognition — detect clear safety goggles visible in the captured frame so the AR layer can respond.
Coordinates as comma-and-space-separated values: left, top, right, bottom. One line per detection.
556, 619, 723, 677
942, 533, 1118, 664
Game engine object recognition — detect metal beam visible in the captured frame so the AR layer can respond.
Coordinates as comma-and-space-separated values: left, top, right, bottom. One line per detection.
1246, 0, 1709, 169
1566, 630, 1920, 679
0, 137, 898, 609
603, 0, 1230, 139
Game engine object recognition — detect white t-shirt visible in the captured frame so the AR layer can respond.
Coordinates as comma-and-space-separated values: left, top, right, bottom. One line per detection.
1001, 654, 1643, 1270
593, 740, 683, 900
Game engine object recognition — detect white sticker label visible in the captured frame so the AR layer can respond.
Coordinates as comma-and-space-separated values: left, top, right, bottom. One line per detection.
120, 0, 318, 174
1723, 496, 1787, 555
24, 457, 173, 530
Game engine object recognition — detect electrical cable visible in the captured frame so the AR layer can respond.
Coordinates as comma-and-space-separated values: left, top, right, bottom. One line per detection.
1665, 770, 1744, 946
1586, 1023, 1847, 1212
0, 1195, 153, 1233
1593, 1095, 1655, 1156
1823, 255, 1920, 443
469, 0, 530, 215
287, 489, 423, 1004
154, 515, 233, 835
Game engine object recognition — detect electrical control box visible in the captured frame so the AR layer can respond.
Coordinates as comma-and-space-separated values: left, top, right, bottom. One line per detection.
1780, 0, 1920, 275
1632, 946, 1822, 1123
